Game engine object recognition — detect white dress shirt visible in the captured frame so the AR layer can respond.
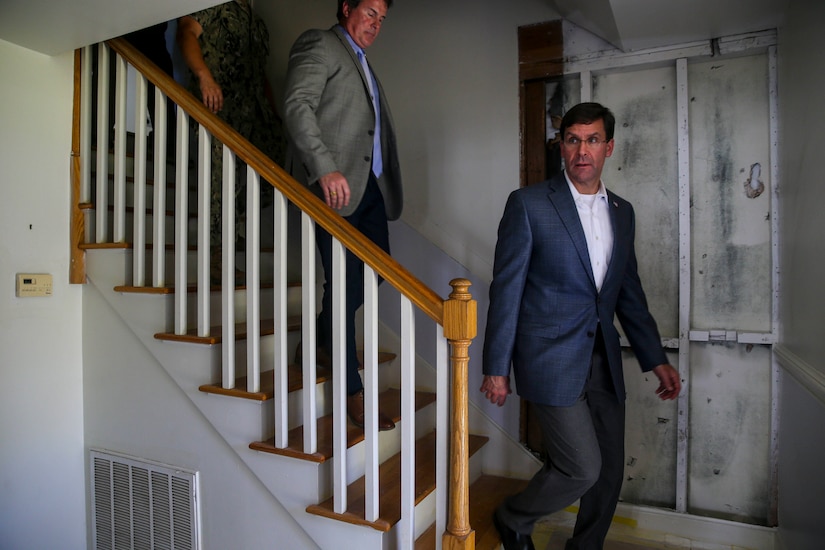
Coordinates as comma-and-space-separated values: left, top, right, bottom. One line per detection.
565, 173, 613, 291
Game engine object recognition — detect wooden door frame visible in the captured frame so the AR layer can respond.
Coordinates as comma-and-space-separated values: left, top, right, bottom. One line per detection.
516, 19, 565, 450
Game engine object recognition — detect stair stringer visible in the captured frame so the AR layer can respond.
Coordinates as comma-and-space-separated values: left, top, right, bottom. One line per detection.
83, 247, 429, 549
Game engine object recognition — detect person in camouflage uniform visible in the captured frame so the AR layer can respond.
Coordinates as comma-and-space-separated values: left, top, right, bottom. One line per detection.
177, 0, 287, 282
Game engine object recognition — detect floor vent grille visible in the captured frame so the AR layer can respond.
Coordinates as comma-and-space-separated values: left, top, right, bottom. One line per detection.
90, 449, 200, 550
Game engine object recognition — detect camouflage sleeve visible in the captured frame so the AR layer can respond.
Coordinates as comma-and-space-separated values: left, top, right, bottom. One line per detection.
187, 5, 222, 32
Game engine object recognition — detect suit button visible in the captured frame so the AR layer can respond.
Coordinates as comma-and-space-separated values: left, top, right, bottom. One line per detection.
587, 331, 594, 337
364, 156, 371, 162
368, 130, 375, 136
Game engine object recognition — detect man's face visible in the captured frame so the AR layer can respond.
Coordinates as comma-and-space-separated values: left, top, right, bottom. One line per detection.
342, 0, 387, 49
560, 120, 614, 191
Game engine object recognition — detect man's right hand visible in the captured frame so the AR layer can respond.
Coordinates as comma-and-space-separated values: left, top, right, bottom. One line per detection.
319, 171, 351, 210
480, 375, 512, 406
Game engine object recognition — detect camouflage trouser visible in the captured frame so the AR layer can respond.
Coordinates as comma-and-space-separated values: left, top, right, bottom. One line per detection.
184, 102, 287, 256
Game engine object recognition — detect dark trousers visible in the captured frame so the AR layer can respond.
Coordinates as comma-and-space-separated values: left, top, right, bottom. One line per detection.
315, 175, 390, 395
498, 333, 626, 549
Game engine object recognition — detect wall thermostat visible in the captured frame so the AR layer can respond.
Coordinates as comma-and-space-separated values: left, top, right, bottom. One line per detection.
16, 273, 53, 297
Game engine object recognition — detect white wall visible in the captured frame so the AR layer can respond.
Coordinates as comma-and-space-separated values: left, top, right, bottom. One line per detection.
375, 0, 559, 280
82, 281, 317, 549
776, 0, 825, 547
0, 40, 87, 549
263, 0, 559, 283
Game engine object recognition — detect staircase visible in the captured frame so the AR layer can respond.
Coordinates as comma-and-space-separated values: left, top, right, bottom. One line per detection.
74, 37, 536, 550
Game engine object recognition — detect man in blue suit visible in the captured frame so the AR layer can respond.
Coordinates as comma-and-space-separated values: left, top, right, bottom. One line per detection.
481, 103, 681, 550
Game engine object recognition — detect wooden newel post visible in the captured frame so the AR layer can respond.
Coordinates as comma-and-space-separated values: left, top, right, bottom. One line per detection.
442, 278, 477, 550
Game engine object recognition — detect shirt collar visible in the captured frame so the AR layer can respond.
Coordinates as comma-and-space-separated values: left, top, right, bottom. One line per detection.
338, 24, 364, 56
564, 171, 608, 203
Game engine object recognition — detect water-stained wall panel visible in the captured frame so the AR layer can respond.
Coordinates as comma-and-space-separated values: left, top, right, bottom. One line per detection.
620, 350, 679, 508
592, 67, 681, 337
688, 342, 772, 524
688, 55, 773, 332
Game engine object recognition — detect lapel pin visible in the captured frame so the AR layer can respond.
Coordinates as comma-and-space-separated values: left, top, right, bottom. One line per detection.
613, 201, 618, 208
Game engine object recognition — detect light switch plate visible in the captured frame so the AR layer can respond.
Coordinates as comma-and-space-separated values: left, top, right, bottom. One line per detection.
16, 273, 53, 297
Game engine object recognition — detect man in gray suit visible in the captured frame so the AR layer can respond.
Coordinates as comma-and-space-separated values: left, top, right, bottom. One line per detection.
481, 103, 681, 550
283, 0, 401, 431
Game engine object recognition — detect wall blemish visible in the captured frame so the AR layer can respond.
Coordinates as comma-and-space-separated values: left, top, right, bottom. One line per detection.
744, 162, 764, 198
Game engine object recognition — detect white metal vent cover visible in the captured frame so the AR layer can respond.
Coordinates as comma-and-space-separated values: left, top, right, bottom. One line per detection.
90, 449, 201, 550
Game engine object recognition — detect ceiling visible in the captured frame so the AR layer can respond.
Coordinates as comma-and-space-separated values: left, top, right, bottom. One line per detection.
0, 0, 221, 56
0, 0, 788, 57
546, 0, 788, 52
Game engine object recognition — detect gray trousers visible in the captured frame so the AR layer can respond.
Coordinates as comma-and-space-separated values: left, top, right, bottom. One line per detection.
497, 338, 626, 550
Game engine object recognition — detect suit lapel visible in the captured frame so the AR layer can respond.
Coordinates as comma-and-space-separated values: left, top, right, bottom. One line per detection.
547, 176, 597, 290
331, 25, 374, 105
601, 190, 624, 290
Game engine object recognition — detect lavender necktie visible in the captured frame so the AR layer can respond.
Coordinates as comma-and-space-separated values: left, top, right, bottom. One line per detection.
358, 50, 383, 178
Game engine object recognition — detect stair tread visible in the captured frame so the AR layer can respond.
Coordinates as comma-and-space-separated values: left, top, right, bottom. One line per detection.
106, 203, 184, 218
200, 363, 330, 401
414, 474, 530, 550
199, 350, 397, 401
82, 242, 279, 255
114, 280, 301, 294
92, 172, 182, 191
154, 317, 302, 344
80, 242, 131, 250
305, 430, 488, 532
250, 387, 436, 462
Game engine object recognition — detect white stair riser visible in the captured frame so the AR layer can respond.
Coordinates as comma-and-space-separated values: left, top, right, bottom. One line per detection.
85, 207, 197, 245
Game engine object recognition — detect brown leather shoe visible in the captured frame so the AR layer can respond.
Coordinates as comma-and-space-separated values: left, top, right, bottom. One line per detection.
347, 390, 395, 431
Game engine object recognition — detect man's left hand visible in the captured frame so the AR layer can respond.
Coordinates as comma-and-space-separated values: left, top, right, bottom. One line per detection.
318, 171, 351, 210
651, 364, 681, 400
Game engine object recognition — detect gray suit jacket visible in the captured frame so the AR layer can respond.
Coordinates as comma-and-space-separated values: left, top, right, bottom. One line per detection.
282, 25, 403, 220
482, 174, 667, 406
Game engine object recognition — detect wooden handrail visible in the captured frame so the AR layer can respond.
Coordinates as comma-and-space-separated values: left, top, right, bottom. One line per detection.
104, 37, 444, 324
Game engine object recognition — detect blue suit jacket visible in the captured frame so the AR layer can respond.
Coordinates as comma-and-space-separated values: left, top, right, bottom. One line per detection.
482, 174, 667, 406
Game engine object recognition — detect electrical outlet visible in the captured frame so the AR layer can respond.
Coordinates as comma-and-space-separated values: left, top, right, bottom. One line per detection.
16, 273, 53, 297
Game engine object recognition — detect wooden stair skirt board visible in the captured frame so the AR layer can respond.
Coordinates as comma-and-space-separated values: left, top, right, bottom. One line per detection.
305, 431, 489, 532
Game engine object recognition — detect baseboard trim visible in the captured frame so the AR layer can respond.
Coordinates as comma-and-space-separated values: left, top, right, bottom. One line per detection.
545, 503, 776, 548
615, 502, 776, 548
775, 344, 825, 407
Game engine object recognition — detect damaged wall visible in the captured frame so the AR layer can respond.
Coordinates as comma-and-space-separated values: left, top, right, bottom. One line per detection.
688, 55, 773, 332
560, 46, 776, 525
